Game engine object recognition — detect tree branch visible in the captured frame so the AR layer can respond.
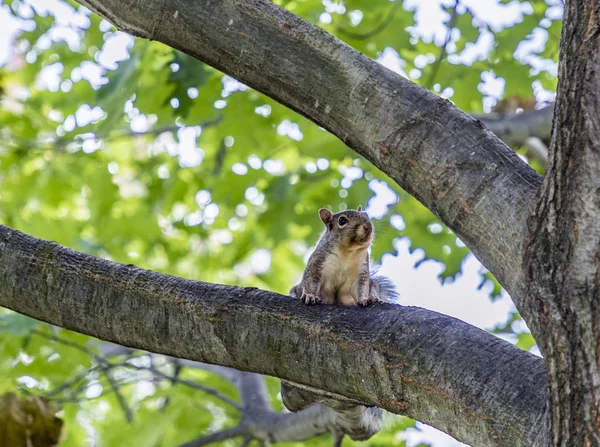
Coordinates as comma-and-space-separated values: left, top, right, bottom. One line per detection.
425, 0, 459, 89
475, 104, 554, 148
179, 426, 247, 447
336, 2, 402, 40
0, 225, 548, 447
124, 363, 243, 411
73, 0, 542, 301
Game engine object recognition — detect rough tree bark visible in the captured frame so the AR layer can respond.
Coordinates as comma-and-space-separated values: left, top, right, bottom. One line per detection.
524, 2, 600, 446
2, 0, 597, 446
0, 225, 547, 447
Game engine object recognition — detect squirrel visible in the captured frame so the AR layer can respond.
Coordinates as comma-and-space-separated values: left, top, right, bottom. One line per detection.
289, 206, 398, 306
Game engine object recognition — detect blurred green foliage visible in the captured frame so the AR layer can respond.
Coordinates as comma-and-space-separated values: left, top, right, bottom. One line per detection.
0, 0, 559, 445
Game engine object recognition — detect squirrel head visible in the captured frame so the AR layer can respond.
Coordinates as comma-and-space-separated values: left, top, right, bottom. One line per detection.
319, 206, 373, 250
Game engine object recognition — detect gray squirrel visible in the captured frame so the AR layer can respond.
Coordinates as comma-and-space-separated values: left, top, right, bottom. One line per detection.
289, 206, 398, 306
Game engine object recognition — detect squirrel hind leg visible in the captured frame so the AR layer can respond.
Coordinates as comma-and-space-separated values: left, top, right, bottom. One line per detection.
367, 286, 383, 305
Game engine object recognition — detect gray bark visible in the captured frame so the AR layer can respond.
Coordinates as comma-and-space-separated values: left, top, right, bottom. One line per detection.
177, 364, 367, 446
0, 225, 548, 447
74, 0, 541, 302
524, 2, 600, 446
476, 105, 554, 148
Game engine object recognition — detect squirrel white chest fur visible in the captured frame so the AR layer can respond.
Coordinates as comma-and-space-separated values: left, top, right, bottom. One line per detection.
320, 246, 368, 305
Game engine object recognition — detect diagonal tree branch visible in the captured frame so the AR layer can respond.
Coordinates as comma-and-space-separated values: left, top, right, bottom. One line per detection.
0, 225, 548, 447
73, 0, 542, 303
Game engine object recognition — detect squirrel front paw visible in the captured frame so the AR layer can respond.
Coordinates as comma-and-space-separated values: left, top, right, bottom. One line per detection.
301, 291, 322, 305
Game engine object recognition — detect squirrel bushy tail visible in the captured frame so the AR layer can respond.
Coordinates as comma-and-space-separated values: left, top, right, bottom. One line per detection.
370, 274, 399, 302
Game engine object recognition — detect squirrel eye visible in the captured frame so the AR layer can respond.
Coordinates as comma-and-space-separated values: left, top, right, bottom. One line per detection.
338, 216, 348, 226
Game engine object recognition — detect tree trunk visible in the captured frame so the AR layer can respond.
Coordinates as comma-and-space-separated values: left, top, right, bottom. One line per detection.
524, 2, 600, 446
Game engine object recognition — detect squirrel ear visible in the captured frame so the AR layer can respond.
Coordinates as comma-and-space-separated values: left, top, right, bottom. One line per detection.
357, 205, 362, 212
319, 208, 333, 225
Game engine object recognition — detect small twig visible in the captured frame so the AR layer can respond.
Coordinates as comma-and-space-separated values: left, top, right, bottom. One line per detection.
43, 365, 101, 398
179, 426, 247, 447
32, 330, 108, 365
5, 116, 223, 152
33, 330, 134, 421
425, 0, 460, 89
102, 115, 223, 142
101, 364, 134, 423
240, 437, 253, 447
212, 138, 228, 176
124, 363, 242, 411
336, 2, 401, 40
46, 378, 139, 404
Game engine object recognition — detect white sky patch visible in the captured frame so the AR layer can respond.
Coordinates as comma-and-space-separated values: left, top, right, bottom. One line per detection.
72, 61, 106, 88
255, 104, 271, 117
130, 114, 151, 133
404, 0, 450, 45
402, 422, 469, 447
0, 5, 33, 66
96, 32, 134, 69
277, 120, 303, 141
222, 75, 248, 97
35, 62, 63, 91
250, 248, 272, 274
448, 29, 494, 65
479, 71, 505, 98
75, 104, 103, 127
176, 127, 204, 168
366, 180, 397, 218
263, 159, 285, 175
462, 0, 532, 32
248, 155, 262, 170
379, 240, 514, 330
533, 80, 556, 103
349, 9, 363, 26
232, 162, 249, 175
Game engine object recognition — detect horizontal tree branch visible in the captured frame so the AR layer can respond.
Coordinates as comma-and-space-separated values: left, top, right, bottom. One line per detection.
475, 105, 554, 148
74, 0, 542, 301
0, 225, 548, 447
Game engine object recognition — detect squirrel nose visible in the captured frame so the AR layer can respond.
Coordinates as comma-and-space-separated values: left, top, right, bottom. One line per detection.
363, 223, 372, 234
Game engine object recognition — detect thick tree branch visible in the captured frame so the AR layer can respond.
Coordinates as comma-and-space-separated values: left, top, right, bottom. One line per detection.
0, 225, 548, 447
73, 0, 541, 301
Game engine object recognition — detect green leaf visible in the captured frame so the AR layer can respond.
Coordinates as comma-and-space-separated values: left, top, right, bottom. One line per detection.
0, 313, 40, 336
